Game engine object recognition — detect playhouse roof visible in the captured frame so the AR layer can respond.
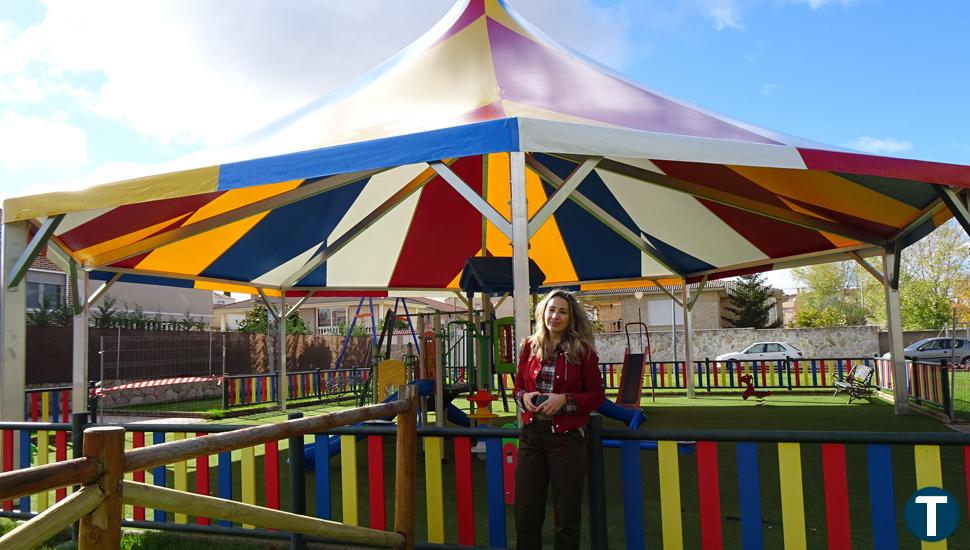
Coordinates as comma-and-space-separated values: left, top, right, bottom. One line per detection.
5, 0, 969, 296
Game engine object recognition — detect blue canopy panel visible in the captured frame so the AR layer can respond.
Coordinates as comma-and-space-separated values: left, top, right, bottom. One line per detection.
200, 178, 369, 283
217, 118, 521, 190
534, 154, 714, 279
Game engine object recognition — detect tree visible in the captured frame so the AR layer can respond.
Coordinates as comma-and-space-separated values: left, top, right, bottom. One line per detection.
722, 273, 781, 328
235, 304, 310, 335
793, 220, 970, 329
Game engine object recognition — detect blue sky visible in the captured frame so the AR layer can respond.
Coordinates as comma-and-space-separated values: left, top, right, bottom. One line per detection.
0, 0, 967, 290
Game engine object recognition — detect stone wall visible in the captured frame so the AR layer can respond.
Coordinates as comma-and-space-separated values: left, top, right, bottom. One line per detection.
593, 326, 880, 363
99, 379, 222, 409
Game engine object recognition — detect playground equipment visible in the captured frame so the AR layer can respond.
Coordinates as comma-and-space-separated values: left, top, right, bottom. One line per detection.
302, 380, 470, 470
617, 322, 653, 407
739, 374, 771, 405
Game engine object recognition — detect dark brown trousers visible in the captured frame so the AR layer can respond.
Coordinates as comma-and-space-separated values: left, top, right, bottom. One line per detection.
514, 420, 587, 550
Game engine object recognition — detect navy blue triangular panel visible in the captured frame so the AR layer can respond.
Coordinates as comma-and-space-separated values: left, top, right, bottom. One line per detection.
533, 154, 640, 281
89, 270, 195, 289
641, 233, 715, 274
201, 178, 369, 282
294, 242, 329, 286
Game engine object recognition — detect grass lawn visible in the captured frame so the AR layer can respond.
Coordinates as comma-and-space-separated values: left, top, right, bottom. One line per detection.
166, 392, 963, 549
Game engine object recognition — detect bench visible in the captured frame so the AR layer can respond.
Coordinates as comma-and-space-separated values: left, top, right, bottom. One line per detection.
832, 363, 874, 403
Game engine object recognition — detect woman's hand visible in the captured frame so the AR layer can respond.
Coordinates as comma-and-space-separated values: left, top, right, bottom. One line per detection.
522, 391, 540, 412
535, 393, 567, 415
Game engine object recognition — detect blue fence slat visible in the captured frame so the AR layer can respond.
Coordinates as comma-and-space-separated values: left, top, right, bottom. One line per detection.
485, 437, 506, 548
153, 432, 167, 522
620, 439, 645, 550
218, 451, 232, 527
50, 391, 59, 423
315, 434, 331, 519
19, 430, 30, 513
736, 443, 763, 550
867, 444, 898, 550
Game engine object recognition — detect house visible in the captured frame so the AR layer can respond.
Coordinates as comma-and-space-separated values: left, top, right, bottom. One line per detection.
214, 296, 464, 335
579, 281, 785, 332
1, 214, 217, 326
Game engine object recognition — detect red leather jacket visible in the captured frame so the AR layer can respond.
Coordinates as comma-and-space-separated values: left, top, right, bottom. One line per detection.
513, 340, 605, 433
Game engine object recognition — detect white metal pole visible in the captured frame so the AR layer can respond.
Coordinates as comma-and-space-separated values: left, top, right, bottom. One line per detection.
510, 152, 530, 351
72, 269, 90, 413
882, 251, 909, 414
2, 221, 28, 423
681, 282, 695, 399
279, 292, 288, 412
510, 152, 530, 425
671, 298, 677, 364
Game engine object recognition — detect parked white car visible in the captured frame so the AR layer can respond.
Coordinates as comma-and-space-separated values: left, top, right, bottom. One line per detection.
715, 342, 804, 361
881, 337, 970, 365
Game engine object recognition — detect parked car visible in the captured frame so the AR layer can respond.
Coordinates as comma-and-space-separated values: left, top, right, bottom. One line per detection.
881, 337, 970, 364
715, 342, 803, 361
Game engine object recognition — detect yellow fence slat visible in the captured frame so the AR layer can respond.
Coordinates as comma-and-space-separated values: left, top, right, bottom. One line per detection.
778, 442, 807, 550
915, 445, 946, 550
341, 435, 358, 526
424, 437, 444, 543
241, 446, 256, 528
173, 432, 188, 524
658, 440, 683, 550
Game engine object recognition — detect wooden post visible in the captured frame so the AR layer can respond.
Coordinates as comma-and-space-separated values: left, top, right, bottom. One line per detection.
393, 385, 417, 550
79, 426, 125, 550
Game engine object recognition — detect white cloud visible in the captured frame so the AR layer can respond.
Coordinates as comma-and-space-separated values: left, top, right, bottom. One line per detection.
0, 110, 88, 171
788, 0, 858, 9
709, 6, 745, 30
512, 1, 637, 68
846, 136, 913, 155
761, 83, 779, 95
5, 0, 636, 152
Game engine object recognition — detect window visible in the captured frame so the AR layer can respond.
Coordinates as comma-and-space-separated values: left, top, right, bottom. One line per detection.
745, 344, 766, 354
26, 271, 66, 309
317, 306, 349, 329
765, 343, 784, 353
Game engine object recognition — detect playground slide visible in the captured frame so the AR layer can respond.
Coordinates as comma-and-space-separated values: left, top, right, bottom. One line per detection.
303, 380, 469, 470
596, 399, 647, 429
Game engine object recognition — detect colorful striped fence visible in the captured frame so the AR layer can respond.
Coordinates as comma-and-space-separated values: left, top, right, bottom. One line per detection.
224, 367, 368, 408
4, 421, 970, 548
23, 387, 71, 422
597, 357, 938, 396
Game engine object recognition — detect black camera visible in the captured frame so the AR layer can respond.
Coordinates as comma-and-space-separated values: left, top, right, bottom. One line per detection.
532, 394, 549, 407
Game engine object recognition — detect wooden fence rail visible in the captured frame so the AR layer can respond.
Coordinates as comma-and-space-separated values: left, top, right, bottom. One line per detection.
0, 457, 99, 503
0, 386, 418, 550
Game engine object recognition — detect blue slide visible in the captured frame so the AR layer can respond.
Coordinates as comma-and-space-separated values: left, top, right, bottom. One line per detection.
596, 399, 647, 429
596, 398, 694, 454
303, 379, 470, 470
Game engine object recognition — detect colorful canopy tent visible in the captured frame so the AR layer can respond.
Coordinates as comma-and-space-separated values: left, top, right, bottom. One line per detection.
4, 0, 970, 418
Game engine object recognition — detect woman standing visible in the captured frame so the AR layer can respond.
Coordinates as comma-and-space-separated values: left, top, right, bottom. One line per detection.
513, 289, 605, 550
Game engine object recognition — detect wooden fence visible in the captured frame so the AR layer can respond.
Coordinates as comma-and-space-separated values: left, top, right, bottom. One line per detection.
0, 388, 418, 550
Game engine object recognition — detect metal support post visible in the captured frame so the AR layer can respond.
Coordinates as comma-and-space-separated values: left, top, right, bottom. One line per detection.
1, 221, 28, 424
682, 282, 695, 398
279, 292, 288, 412
434, 312, 444, 427
73, 268, 90, 413
510, 153, 531, 424
882, 248, 909, 414
585, 414, 608, 550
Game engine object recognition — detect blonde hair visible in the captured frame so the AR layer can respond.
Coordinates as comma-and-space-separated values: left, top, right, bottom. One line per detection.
526, 289, 596, 364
